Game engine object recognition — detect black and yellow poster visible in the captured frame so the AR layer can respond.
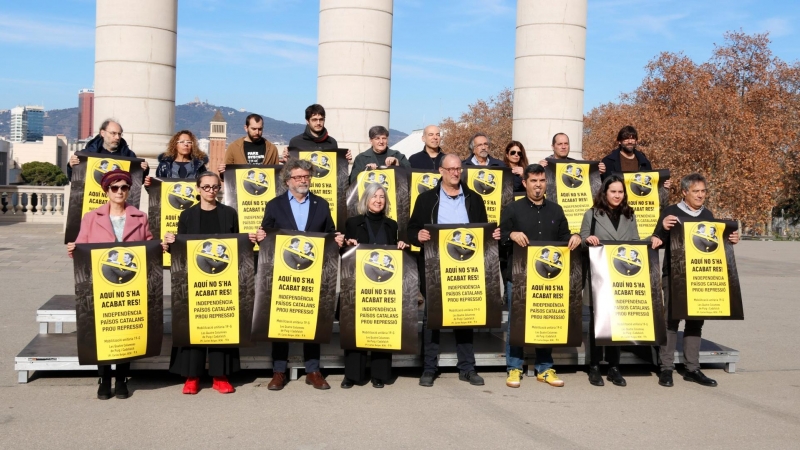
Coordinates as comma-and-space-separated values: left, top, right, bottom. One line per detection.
251, 229, 339, 343
170, 234, 255, 347
289, 148, 348, 231
544, 158, 601, 234
65, 151, 145, 243
339, 245, 419, 353
588, 242, 666, 346
223, 164, 286, 250
346, 167, 411, 242
147, 178, 198, 267
669, 219, 743, 320
423, 223, 502, 329
514, 192, 527, 202
614, 170, 670, 237
509, 243, 582, 347
73, 241, 163, 365
409, 169, 442, 252
460, 167, 512, 225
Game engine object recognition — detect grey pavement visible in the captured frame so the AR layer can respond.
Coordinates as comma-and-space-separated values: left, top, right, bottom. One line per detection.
0, 223, 799, 449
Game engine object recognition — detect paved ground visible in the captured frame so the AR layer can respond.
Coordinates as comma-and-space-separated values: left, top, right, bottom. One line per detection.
1, 223, 799, 449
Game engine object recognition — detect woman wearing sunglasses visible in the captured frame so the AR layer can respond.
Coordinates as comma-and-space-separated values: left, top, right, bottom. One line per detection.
163, 172, 258, 395
66, 169, 158, 400
503, 141, 530, 192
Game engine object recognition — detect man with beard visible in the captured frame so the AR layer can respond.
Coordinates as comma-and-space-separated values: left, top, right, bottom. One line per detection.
601, 125, 672, 189
286, 104, 353, 163
408, 153, 501, 387
218, 114, 280, 176
409, 125, 447, 170
462, 133, 505, 167
350, 126, 411, 184
499, 163, 580, 388
68, 119, 150, 180
654, 173, 740, 388
257, 158, 345, 391
539, 133, 606, 174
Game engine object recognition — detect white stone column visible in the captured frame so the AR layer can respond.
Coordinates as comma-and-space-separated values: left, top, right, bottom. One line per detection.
317, 0, 393, 155
513, 0, 587, 162
94, 0, 177, 160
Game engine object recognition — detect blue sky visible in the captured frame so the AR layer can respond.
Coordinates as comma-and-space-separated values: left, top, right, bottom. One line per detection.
1, 0, 798, 134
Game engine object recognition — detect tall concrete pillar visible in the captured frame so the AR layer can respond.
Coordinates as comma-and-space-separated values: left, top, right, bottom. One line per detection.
94, 0, 177, 160
513, 0, 587, 162
317, 0, 393, 155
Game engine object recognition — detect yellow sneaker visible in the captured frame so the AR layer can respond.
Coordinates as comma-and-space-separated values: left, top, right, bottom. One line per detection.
536, 368, 564, 387
506, 369, 523, 388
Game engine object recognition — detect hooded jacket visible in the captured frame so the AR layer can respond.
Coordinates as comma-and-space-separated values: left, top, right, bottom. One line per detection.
288, 126, 338, 150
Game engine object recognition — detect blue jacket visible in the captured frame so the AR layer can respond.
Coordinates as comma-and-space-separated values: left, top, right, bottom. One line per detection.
155, 153, 208, 179
68, 134, 150, 180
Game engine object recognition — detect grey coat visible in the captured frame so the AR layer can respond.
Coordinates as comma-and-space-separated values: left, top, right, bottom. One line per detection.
579, 208, 640, 246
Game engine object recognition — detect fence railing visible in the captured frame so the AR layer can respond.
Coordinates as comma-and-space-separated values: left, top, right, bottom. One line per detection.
0, 185, 66, 223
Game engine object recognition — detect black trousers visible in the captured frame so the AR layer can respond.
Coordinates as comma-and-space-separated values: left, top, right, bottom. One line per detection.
588, 310, 621, 367
169, 347, 241, 378
98, 363, 129, 379
344, 350, 392, 383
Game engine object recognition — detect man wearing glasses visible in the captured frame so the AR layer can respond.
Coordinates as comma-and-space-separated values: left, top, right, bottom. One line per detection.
256, 158, 345, 391
408, 153, 502, 387
68, 119, 150, 180
462, 133, 505, 167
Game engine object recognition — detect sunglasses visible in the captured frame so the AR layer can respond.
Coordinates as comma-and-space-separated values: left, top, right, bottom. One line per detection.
508, 150, 521, 156
108, 184, 131, 193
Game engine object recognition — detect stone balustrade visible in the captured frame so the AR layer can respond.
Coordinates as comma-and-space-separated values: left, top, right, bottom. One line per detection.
0, 185, 66, 223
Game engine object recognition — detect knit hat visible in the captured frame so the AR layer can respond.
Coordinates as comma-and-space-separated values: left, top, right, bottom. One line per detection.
100, 169, 133, 192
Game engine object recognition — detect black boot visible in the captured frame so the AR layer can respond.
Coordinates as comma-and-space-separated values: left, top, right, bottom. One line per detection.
607, 367, 627, 387
658, 370, 674, 387
115, 378, 129, 399
588, 366, 604, 386
97, 377, 112, 400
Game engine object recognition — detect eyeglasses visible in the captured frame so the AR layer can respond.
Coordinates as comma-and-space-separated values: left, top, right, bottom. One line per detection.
177, 140, 193, 145
508, 151, 521, 156
441, 167, 462, 174
290, 175, 311, 181
108, 184, 130, 193
199, 185, 221, 192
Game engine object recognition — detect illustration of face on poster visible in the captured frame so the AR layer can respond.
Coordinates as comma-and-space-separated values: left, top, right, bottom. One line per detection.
281, 237, 318, 271
186, 238, 240, 345
682, 221, 732, 317
611, 245, 643, 277
308, 152, 331, 178
361, 249, 398, 283
298, 150, 340, 228
691, 222, 721, 253
439, 227, 487, 327
623, 171, 662, 237
357, 169, 396, 221
553, 162, 593, 233
195, 239, 231, 275
533, 246, 565, 280
241, 168, 272, 196
524, 245, 571, 345
601, 244, 655, 342
98, 248, 141, 285
167, 183, 197, 211
466, 167, 503, 224
445, 229, 477, 262
82, 157, 133, 217
416, 173, 441, 194
354, 247, 404, 350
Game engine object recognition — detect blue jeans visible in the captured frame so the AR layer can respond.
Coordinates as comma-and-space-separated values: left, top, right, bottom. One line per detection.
505, 281, 554, 374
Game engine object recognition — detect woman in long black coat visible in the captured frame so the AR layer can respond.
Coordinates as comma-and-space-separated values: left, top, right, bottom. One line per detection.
342, 182, 408, 388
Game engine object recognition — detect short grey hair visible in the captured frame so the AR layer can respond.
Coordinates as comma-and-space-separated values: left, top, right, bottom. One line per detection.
468, 132, 490, 151
280, 158, 315, 186
368, 125, 389, 140
357, 182, 390, 215
680, 173, 706, 192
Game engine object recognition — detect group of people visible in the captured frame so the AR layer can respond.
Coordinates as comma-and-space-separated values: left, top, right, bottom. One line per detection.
66, 106, 738, 400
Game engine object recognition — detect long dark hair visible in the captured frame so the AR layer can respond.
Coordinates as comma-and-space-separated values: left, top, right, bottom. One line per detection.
592, 175, 634, 220
503, 140, 529, 168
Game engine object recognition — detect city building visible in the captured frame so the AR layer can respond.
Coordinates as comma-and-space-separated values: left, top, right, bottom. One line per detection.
10, 107, 27, 142
10, 135, 69, 175
9, 106, 45, 143
77, 89, 95, 140
208, 110, 227, 174
0, 137, 10, 184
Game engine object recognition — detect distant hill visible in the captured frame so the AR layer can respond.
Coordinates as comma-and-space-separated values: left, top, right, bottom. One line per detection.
0, 102, 408, 147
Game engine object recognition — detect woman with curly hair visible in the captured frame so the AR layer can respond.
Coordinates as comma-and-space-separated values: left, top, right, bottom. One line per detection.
146, 130, 208, 185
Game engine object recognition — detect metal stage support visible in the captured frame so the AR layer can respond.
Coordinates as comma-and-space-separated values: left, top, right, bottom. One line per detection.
16, 295, 740, 383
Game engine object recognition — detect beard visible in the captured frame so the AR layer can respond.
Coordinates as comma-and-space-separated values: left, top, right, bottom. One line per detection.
248, 131, 263, 143
293, 185, 310, 196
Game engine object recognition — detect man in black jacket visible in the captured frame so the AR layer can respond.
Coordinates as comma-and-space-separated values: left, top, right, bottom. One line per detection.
67, 119, 149, 180
600, 125, 672, 188
256, 158, 344, 391
462, 133, 506, 167
653, 173, 739, 388
539, 132, 606, 174
286, 104, 352, 163
408, 153, 501, 387
409, 125, 447, 170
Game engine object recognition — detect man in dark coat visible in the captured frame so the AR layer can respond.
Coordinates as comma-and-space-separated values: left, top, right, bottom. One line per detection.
68, 119, 150, 181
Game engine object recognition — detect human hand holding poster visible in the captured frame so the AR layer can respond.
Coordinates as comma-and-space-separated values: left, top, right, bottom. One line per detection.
347, 167, 411, 242
223, 164, 286, 250
460, 166, 512, 224
409, 169, 442, 252
65, 151, 145, 243
423, 223, 502, 329
170, 234, 255, 347
509, 243, 583, 347
73, 240, 163, 365
669, 219, 743, 320
588, 242, 666, 345
614, 170, 670, 237
251, 229, 339, 343
339, 244, 419, 353
544, 159, 601, 234
147, 178, 198, 267
288, 148, 348, 231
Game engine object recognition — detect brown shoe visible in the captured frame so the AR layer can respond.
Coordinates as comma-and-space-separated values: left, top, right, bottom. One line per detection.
305, 371, 331, 390
268, 372, 287, 391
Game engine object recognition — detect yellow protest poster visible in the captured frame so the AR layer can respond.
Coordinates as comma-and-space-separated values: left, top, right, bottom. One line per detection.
554, 162, 593, 234
298, 150, 339, 228
525, 245, 570, 344
466, 168, 503, 224
186, 238, 240, 344
439, 227, 487, 326
82, 157, 132, 217
624, 171, 661, 237
410, 170, 441, 252
684, 222, 730, 316
159, 180, 197, 266
235, 166, 277, 250
267, 234, 325, 340
606, 244, 655, 342
354, 248, 404, 350
91, 246, 149, 361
